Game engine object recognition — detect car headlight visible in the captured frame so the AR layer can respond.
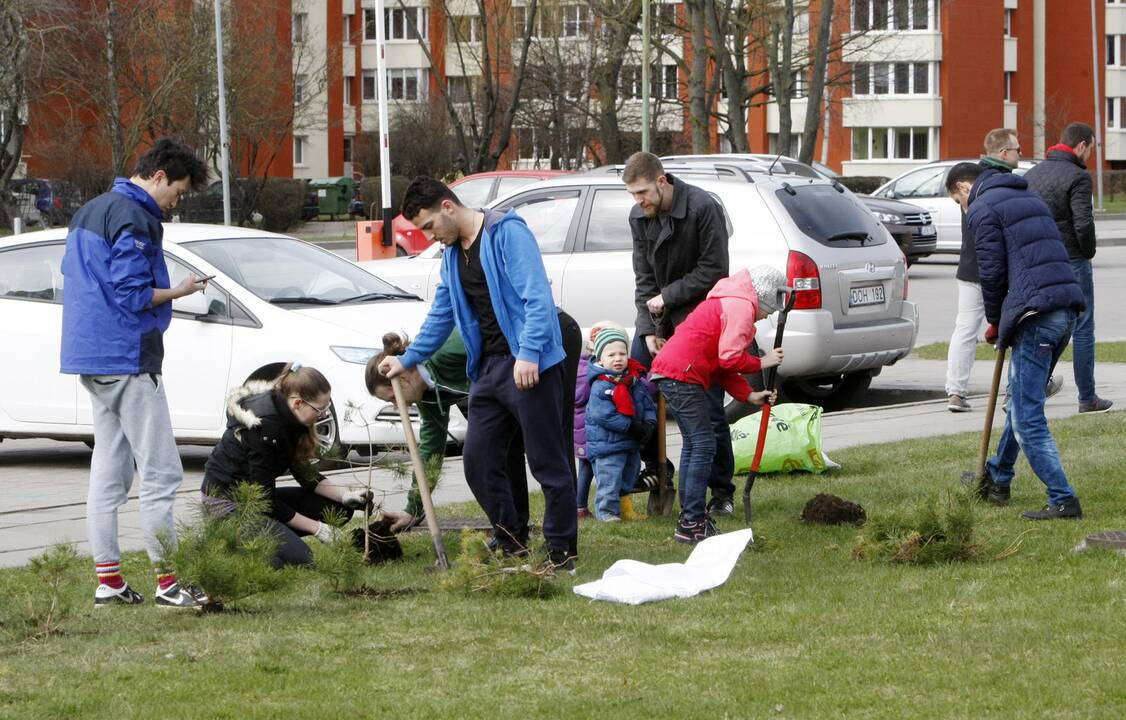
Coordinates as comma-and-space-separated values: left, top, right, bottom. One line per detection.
331, 346, 379, 364
871, 211, 904, 224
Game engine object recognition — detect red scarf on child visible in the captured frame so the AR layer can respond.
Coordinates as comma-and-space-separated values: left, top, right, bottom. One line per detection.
596, 359, 647, 418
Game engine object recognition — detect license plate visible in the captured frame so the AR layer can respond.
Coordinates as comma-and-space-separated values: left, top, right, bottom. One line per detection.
919, 225, 936, 236
849, 285, 885, 307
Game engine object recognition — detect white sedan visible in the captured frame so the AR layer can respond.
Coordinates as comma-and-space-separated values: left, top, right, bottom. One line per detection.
0, 224, 459, 454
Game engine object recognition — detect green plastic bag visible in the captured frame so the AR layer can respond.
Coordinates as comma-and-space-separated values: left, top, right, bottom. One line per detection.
730, 403, 836, 475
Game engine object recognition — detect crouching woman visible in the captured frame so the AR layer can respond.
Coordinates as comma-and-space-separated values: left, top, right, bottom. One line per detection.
201, 363, 410, 567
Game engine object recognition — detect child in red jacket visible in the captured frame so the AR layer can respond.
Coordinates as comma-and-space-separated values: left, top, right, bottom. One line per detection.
652, 266, 787, 543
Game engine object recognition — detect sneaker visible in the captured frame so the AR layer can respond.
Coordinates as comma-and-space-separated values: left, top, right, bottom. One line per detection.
947, 395, 971, 413
674, 515, 722, 544
706, 493, 735, 517
576, 507, 594, 520
154, 582, 206, 609
1046, 374, 1064, 399
599, 515, 621, 523
94, 583, 144, 607
1020, 497, 1083, 520
1079, 397, 1114, 414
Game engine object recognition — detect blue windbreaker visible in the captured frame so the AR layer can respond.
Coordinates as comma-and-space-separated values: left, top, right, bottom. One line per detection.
60, 178, 171, 375
399, 209, 565, 380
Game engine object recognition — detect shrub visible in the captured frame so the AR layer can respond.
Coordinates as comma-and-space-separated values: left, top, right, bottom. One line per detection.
162, 484, 292, 608
852, 491, 981, 564
0, 543, 80, 642
358, 176, 411, 219
257, 178, 308, 232
837, 176, 891, 195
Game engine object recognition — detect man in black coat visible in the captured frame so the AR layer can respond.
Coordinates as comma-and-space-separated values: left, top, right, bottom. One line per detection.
624, 152, 735, 514
1022, 122, 1112, 413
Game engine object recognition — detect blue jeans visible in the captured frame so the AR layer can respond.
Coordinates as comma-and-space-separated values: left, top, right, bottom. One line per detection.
987, 309, 1078, 504
656, 378, 714, 522
592, 451, 640, 520
577, 457, 594, 510
1069, 259, 1096, 403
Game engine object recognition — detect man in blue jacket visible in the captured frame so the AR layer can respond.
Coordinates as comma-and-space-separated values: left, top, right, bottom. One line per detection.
61, 138, 210, 607
947, 162, 1087, 520
380, 177, 577, 572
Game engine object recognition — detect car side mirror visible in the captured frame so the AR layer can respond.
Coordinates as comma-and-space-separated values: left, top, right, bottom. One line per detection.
172, 292, 210, 316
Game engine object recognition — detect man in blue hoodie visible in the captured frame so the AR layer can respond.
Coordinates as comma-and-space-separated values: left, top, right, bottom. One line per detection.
61, 138, 210, 607
380, 177, 577, 572
946, 162, 1087, 520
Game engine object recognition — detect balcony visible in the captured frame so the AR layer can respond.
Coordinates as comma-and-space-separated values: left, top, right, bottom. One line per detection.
842, 97, 943, 128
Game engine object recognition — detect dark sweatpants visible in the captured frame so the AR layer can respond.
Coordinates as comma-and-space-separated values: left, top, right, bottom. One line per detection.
463, 355, 577, 555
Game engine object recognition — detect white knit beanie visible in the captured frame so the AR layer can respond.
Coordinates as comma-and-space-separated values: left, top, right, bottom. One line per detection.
748, 265, 790, 313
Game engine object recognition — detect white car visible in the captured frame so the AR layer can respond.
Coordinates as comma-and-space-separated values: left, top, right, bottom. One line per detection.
0, 224, 460, 454
870, 159, 1037, 253
362, 166, 918, 411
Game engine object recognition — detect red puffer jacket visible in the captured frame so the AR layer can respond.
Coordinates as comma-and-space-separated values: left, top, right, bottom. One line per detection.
650, 269, 762, 402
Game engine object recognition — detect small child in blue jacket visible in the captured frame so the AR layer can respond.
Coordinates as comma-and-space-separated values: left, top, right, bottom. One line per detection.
585, 327, 658, 521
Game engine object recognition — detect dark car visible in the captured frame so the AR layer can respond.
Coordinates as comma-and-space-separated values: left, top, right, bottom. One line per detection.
857, 195, 936, 265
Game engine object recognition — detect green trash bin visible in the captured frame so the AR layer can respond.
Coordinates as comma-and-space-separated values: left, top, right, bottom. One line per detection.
308, 177, 355, 219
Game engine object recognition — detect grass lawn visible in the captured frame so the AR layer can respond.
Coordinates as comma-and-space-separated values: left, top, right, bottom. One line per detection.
914, 340, 1126, 364
3, 413, 1126, 718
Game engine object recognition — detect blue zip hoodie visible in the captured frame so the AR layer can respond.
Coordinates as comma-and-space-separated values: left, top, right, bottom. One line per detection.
60, 178, 171, 375
400, 209, 565, 380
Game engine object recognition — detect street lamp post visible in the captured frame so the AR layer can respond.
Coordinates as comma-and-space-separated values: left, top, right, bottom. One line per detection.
375, 0, 393, 248
213, 0, 231, 225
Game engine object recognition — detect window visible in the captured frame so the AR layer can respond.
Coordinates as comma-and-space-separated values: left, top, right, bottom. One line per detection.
1004, 71, 1013, 102
585, 189, 638, 252
1109, 35, 1122, 67
343, 136, 353, 164
498, 190, 581, 254
885, 165, 946, 198
794, 12, 810, 36
448, 15, 482, 42
344, 75, 353, 105
294, 74, 305, 105
774, 184, 886, 248
565, 66, 586, 100
344, 13, 354, 44
385, 7, 428, 40
852, 127, 933, 161
0, 243, 64, 303
854, 0, 932, 31
388, 68, 426, 101
448, 76, 471, 103
1004, 9, 1014, 37
852, 62, 935, 95
452, 178, 494, 208
294, 136, 306, 166
650, 2, 677, 35
364, 8, 377, 41
496, 176, 536, 198
292, 12, 307, 43
166, 256, 228, 320
1108, 97, 1120, 130
362, 70, 376, 101
657, 64, 678, 99
562, 4, 589, 37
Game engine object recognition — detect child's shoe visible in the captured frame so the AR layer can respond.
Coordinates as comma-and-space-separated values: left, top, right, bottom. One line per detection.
673, 515, 722, 544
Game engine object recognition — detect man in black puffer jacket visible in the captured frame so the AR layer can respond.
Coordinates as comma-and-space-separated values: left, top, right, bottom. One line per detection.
1022, 122, 1112, 414
947, 162, 1086, 521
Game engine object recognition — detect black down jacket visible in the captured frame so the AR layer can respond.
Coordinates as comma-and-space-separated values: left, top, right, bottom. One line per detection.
1022, 148, 1097, 260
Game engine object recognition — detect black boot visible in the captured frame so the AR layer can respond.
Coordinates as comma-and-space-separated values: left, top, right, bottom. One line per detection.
1020, 497, 1083, 521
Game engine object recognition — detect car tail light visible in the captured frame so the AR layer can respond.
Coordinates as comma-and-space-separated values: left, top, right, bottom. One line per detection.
786, 250, 821, 309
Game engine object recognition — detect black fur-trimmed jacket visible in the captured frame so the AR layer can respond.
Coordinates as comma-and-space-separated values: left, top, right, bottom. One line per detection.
201, 382, 319, 523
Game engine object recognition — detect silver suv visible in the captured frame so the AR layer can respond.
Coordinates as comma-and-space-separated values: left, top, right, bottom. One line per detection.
362, 165, 918, 410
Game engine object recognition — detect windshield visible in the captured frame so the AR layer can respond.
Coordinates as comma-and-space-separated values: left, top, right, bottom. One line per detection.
183, 236, 413, 304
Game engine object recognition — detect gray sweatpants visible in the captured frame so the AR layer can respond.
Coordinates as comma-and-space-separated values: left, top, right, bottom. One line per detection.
81, 373, 183, 565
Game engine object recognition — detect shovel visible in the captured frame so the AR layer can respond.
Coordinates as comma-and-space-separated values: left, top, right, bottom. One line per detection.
742, 290, 797, 525
961, 343, 1007, 488
391, 377, 450, 569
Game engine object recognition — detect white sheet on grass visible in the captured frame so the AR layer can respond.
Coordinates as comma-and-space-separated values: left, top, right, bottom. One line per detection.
573, 528, 754, 605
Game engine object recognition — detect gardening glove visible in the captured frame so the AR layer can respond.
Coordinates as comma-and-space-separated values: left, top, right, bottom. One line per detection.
984, 323, 999, 344
627, 419, 654, 443
313, 521, 337, 544
341, 487, 374, 510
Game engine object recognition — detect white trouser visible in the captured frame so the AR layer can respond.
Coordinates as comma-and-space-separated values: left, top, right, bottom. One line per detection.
945, 280, 986, 398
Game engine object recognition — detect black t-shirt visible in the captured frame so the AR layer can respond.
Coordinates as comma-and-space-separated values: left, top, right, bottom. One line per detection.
459, 224, 510, 356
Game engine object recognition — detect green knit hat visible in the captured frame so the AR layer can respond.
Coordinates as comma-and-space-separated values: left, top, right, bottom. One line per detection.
593, 327, 630, 364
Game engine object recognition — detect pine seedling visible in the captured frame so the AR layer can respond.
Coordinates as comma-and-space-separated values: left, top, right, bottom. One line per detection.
310, 507, 365, 593
440, 529, 560, 599
852, 490, 982, 565
1, 543, 80, 642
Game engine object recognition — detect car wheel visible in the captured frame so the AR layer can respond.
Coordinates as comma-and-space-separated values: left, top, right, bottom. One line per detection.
312, 403, 347, 467
782, 370, 873, 412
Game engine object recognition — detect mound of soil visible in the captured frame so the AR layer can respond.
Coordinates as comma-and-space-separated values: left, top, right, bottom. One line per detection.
801, 493, 866, 526
351, 517, 404, 564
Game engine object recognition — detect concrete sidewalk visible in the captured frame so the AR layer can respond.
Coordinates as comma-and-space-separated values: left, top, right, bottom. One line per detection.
2, 357, 1121, 568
